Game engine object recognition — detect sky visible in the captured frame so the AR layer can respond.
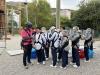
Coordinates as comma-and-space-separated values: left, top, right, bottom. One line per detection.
6, 0, 82, 10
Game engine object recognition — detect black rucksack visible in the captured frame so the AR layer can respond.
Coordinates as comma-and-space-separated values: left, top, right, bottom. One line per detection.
62, 36, 69, 49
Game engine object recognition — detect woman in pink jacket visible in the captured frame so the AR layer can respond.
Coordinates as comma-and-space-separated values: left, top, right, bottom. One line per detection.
20, 22, 33, 69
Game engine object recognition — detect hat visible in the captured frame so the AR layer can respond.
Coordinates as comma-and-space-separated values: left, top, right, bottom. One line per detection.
41, 27, 46, 32
73, 26, 79, 30
50, 26, 56, 30
73, 26, 79, 31
86, 28, 92, 33
25, 21, 32, 28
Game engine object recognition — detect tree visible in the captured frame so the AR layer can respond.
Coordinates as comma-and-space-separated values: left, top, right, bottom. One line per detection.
21, 0, 52, 29
71, 0, 100, 31
60, 16, 72, 28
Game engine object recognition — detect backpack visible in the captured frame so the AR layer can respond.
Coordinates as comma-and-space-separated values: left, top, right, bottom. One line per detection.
62, 36, 69, 49
34, 34, 42, 50
35, 33, 46, 50
72, 33, 81, 48
51, 31, 60, 48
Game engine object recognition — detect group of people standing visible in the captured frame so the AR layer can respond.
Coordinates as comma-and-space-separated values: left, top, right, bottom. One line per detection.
20, 22, 93, 69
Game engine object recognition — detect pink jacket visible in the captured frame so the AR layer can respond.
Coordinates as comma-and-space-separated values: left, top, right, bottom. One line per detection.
20, 28, 32, 45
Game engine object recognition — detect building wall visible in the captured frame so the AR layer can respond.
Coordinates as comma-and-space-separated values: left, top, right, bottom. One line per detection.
51, 8, 72, 19
60, 9, 72, 19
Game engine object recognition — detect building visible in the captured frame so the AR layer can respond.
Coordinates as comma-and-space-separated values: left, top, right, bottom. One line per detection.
7, 1, 23, 34
0, 0, 5, 38
51, 8, 73, 19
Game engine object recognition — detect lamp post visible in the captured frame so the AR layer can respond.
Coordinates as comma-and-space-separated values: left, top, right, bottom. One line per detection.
56, 0, 60, 29
24, 0, 29, 22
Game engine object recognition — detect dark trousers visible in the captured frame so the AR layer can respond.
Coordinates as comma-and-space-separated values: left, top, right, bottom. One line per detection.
23, 44, 32, 66
90, 42, 93, 50
62, 50, 68, 67
58, 48, 62, 60
72, 47, 80, 66
51, 47, 57, 66
84, 47, 89, 61
36, 49, 45, 63
45, 47, 49, 58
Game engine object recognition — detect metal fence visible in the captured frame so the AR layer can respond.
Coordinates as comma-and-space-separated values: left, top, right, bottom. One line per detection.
0, 13, 6, 49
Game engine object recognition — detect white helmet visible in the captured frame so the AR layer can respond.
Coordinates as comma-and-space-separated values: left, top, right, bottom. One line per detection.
86, 28, 92, 33
73, 26, 79, 32
50, 26, 56, 30
41, 27, 46, 32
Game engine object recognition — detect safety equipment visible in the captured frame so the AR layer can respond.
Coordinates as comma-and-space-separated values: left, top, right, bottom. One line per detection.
41, 27, 46, 32
86, 28, 92, 34
50, 26, 56, 30
25, 21, 32, 28
73, 26, 79, 32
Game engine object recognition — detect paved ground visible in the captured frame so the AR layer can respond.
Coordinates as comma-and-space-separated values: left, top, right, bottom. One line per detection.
0, 35, 100, 75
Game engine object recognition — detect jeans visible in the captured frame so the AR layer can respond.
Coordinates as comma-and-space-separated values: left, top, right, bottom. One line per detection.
23, 44, 32, 66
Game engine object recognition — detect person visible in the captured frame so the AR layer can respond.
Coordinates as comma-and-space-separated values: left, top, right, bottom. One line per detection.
32, 28, 36, 50
70, 26, 81, 68
60, 30, 69, 69
20, 21, 33, 69
33, 27, 46, 65
41, 27, 50, 60
83, 28, 93, 62
49, 26, 60, 68
58, 27, 65, 62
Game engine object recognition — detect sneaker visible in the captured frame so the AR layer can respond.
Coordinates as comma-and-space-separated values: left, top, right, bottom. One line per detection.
25, 66, 28, 69
84, 60, 90, 62
73, 64, 78, 68
50, 65, 57, 68
70, 62, 75, 65
60, 66, 67, 69
37, 62, 40, 65
42, 61, 46, 65
60, 66, 63, 69
63, 67, 67, 70
54, 66, 57, 68
46, 58, 49, 61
